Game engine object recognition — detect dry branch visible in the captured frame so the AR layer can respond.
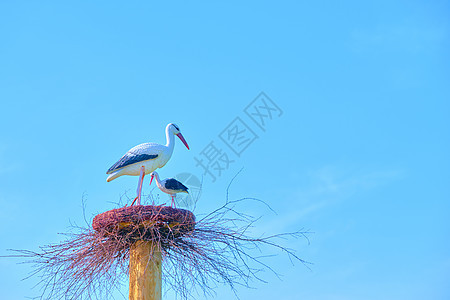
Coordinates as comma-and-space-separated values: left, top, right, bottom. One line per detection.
7, 196, 310, 300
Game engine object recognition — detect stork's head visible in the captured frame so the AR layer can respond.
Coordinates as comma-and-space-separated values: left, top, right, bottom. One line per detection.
167, 123, 190, 150
149, 171, 157, 185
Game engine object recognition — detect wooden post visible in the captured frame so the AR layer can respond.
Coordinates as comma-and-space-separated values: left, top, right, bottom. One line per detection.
129, 240, 162, 300
93, 205, 194, 300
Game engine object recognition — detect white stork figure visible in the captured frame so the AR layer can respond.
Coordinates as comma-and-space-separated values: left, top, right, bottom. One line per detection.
106, 123, 189, 205
149, 171, 189, 208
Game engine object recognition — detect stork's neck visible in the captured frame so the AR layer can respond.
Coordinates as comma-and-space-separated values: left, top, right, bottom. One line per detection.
165, 127, 175, 152
153, 172, 162, 186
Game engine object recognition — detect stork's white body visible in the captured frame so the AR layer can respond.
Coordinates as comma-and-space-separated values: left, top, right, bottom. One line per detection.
106, 123, 189, 205
106, 142, 174, 182
155, 177, 174, 196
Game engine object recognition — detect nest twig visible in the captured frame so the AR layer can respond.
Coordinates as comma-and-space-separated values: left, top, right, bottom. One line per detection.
7, 194, 310, 299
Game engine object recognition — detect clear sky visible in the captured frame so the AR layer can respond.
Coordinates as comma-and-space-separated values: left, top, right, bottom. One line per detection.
0, 1, 449, 299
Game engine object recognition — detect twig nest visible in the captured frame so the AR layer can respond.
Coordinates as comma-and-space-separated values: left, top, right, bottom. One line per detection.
92, 205, 196, 242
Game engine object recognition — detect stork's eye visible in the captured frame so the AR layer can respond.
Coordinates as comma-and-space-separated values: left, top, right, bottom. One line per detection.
173, 125, 180, 131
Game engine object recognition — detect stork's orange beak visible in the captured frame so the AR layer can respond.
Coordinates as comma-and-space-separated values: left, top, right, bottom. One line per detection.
176, 133, 190, 150
149, 175, 154, 186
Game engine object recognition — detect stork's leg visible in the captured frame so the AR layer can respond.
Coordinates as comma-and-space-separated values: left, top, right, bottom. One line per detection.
171, 195, 177, 208
137, 166, 146, 205
132, 166, 146, 205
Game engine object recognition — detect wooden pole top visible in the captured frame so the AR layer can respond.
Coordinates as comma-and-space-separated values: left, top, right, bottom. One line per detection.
129, 241, 162, 300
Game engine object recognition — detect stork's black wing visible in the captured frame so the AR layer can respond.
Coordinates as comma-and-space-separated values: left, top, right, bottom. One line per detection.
165, 178, 189, 192
106, 153, 158, 174
107, 143, 161, 174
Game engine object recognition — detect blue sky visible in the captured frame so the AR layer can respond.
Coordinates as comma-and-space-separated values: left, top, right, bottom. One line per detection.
0, 1, 449, 299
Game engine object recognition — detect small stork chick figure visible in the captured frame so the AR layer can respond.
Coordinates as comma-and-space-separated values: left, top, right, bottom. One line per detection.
106, 123, 189, 206
149, 171, 189, 208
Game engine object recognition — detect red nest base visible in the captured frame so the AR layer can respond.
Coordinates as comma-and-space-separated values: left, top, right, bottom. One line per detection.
92, 205, 196, 240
